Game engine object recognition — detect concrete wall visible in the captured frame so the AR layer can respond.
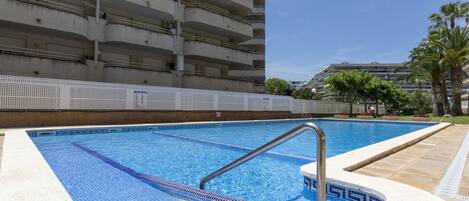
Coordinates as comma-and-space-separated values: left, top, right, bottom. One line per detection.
0, 111, 309, 128
0, 0, 88, 38
183, 75, 254, 92
103, 67, 177, 86
0, 54, 103, 81
184, 41, 253, 66
105, 24, 174, 53
184, 7, 252, 41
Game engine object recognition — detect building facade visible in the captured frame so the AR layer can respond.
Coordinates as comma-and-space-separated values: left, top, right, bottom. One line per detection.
0, 0, 265, 93
309, 63, 432, 98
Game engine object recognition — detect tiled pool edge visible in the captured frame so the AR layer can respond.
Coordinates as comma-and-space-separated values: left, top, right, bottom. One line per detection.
0, 118, 444, 201
301, 122, 451, 201
0, 129, 72, 201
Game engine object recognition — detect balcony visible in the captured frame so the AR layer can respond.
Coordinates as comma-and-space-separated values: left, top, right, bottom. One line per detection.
102, 0, 177, 21
253, 7, 265, 14
228, 69, 265, 77
251, 22, 265, 30
252, 52, 265, 60
205, 0, 253, 16
240, 37, 265, 46
183, 72, 255, 92
184, 1, 252, 42
105, 18, 174, 53
0, 0, 88, 38
183, 35, 253, 66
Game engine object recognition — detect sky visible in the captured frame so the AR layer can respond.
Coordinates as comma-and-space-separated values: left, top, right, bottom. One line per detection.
266, 0, 458, 81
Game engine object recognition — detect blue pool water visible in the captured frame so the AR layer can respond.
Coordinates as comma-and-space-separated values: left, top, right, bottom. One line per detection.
30, 119, 434, 201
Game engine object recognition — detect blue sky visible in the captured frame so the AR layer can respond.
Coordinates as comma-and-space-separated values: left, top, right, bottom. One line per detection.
266, 0, 456, 81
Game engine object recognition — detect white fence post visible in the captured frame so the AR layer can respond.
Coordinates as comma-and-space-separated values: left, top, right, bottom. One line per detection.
268, 98, 273, 111
175, 92, 182, 110
126, 89, 133, 110
59, 85, 70, 110
244, 95, 248, 111
213, 94, 219, 111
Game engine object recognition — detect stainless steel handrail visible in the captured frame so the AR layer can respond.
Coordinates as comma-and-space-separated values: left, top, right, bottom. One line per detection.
198, 122, 326, 201
439, 114, 455, 126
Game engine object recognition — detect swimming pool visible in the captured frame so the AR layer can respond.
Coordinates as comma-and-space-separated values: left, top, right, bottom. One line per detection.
29, 119, 434, 201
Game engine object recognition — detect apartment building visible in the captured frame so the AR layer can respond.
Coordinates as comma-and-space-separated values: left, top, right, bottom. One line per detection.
231, 0, 265, 91
0, 0, 265, 93
309, 63, 432, 98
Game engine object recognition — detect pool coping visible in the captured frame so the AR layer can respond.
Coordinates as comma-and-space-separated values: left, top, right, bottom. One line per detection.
301, 120, 451, 201
0, 118, 447, 201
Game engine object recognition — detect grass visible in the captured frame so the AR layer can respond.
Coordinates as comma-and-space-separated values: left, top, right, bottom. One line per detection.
348, 114, 469, 124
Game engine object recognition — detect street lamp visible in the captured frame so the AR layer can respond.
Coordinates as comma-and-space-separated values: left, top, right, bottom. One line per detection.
311, 88, 317, 93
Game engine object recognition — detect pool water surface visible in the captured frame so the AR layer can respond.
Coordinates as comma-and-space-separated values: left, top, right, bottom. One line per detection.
30, 119, 434, 201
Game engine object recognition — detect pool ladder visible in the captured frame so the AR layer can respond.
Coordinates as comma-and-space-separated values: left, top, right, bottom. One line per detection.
198, 122, 327, 201
439, 114, 455, 126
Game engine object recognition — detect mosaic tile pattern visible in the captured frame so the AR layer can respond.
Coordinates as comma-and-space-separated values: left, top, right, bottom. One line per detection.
304, 177, 385, 201
72, 142, 244, 201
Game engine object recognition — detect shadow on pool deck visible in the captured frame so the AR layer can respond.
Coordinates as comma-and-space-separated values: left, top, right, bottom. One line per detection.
354, 125, 469, 201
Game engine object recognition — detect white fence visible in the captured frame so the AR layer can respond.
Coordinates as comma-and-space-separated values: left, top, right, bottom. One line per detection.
0, 74, 381, 114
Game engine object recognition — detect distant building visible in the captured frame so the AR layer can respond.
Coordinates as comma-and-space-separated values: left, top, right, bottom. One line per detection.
308, 62, 432, 99
288, 80, 308, 90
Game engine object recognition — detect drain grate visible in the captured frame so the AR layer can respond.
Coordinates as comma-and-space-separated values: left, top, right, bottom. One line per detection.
435, 132, 469, 200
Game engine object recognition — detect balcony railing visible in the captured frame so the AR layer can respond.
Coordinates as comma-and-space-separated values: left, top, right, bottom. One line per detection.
106, 15, 173, 35
17, 0, 85, 17
183, 0, 250, 24
184, 71, 255, 83
183, 33, 252, 53
0, 45, 82, 62
103, 60, 172, 73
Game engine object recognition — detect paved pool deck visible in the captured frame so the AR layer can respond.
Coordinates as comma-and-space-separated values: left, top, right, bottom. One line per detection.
355, 125, 469, 201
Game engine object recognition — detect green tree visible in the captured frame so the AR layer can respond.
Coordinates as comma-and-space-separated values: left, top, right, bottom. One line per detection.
428, 1, 469, 116
291, 87, 320, 100
404, 38, 449, 116
429, 1, 469, 31
378, 82, 411, 114
265, 78, 290, 95
409, 89, 433, 115
324, 71, 368, 116
364, 77, 385, 115
430, 27, 469, 115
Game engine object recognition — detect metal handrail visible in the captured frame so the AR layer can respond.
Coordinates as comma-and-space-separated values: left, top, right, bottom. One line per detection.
439, 114, 455, 126
198, 122, 326, 201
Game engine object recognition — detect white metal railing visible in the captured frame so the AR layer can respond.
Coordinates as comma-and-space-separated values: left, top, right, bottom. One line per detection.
0, 45, 82, 62
17, 0, 85, 17
0, 74, 377, 114
106, 15, 173, 35
183, 0, 250, 24
183, 33, 252, 53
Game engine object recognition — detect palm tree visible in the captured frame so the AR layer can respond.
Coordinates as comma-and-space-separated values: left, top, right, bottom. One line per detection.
429, 1, 469, 31
405, 39, 449, 116
430, 27, 469, 115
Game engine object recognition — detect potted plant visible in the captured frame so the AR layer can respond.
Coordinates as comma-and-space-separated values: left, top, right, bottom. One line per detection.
334, 112, 349, 118
411, 114, 431, 121
357, 113, 374, 119
382, 114, 400, 120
